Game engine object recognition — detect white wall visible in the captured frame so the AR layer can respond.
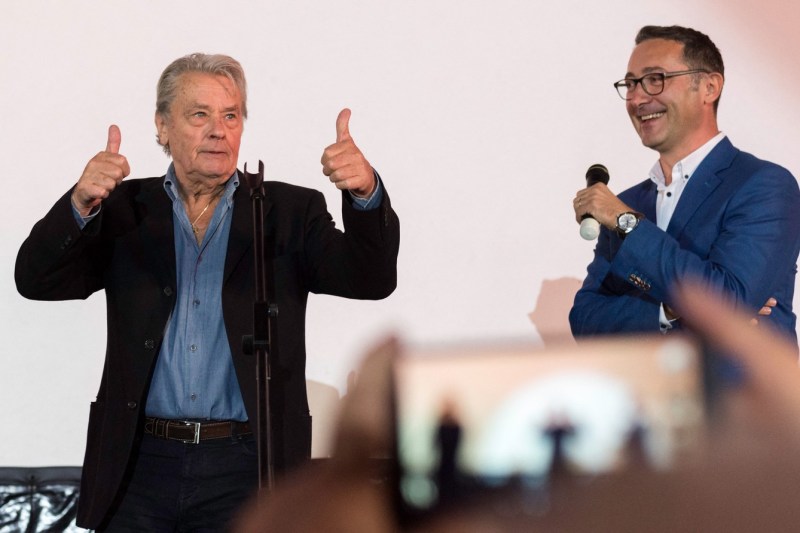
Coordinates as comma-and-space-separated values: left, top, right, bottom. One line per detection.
2, 0, 798, 465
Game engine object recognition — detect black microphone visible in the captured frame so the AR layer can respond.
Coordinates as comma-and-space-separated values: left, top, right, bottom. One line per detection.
579, 164, 610, 240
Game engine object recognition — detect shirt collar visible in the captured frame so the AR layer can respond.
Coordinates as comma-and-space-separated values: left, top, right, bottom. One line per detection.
649, 131, 726, 189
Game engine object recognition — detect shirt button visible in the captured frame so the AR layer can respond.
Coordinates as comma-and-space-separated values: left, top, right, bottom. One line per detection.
666, 192, 672, 197
190, 394, 197, 401
190, 344, 197, 352
193, 299, 200, 307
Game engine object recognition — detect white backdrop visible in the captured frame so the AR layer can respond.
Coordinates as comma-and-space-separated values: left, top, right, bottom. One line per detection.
2, 0, 798, 465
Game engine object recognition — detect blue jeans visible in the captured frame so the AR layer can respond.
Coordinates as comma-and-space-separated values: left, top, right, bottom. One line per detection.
98, 433, 259, 532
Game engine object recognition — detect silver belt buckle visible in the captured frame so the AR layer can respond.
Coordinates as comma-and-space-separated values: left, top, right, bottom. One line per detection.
180, 421, 201, 444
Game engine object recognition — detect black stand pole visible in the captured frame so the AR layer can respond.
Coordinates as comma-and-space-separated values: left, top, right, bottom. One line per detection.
241, 161, 276, 493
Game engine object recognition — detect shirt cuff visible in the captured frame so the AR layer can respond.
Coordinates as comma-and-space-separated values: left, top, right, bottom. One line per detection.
659, 303, 677, 332
348, 171, 383, 211
71, 202, 101, 229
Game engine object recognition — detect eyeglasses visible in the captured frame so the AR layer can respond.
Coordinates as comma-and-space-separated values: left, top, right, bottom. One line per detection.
613, 69, 710, 100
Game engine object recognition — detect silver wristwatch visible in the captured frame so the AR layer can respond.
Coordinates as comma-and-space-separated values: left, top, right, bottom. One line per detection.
615, 211, 644, 237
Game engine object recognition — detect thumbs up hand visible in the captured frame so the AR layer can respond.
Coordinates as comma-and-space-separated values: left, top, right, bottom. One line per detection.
71, 124, 131, 217
321, 109, 376, 198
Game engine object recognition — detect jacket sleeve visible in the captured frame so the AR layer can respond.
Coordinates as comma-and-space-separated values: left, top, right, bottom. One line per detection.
303, 180, 400, 300
15, 188, 107, 301
569, 224, 662, 337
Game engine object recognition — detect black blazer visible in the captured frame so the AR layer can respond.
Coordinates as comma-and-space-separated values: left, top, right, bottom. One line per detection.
15, 173, 400, 529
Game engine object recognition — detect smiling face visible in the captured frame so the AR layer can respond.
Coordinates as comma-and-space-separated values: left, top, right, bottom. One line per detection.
625, 39, 720, 165
155, 72, 243, 186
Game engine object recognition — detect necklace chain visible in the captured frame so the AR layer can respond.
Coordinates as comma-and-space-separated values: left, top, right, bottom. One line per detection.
190, 187, 223, 235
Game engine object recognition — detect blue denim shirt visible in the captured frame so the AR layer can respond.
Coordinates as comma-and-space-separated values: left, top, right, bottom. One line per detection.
145, 166, 247, 420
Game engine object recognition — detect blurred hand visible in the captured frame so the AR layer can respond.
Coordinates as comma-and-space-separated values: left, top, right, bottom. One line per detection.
674, 283, 800, 442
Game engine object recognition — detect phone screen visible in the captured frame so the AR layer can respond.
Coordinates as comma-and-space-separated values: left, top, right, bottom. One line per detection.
391, 335, 706, 523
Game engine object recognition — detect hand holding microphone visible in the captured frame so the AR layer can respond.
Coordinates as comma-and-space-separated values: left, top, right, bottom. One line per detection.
574, 164, 634, 240
579, 164, 610, 240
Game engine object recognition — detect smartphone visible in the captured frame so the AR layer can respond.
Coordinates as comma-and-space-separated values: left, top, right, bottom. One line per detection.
390, 335, 707, 525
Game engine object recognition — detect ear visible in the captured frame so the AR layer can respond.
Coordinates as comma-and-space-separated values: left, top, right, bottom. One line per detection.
704, 72, 724, 106
154, 112, 168, 146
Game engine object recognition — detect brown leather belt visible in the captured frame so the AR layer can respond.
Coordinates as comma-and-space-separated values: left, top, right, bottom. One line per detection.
143, 417, 251, 444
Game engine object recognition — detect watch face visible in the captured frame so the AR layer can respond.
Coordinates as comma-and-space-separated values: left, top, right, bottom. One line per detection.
618, 213, 637, 231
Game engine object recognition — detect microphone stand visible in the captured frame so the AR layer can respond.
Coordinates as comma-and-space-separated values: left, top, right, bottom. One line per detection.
241, 160, 277, 493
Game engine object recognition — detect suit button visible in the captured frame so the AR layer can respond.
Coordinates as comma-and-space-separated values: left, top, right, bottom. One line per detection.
144, 339, 155, 349
127, 401, 137, 409
163, 286, 173, 297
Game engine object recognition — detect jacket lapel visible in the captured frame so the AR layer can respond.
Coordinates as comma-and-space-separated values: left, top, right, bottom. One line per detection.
666, 138, 735, 238
639, 180, 657, 223
224, 172, 274, 283
136, 178, 177, 291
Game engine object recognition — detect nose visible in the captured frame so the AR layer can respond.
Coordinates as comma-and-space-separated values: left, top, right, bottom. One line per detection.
208, 113, 226, 139
627, 82, 652, 109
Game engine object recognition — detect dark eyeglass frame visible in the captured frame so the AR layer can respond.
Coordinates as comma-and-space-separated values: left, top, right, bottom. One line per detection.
613, 69, 710, 100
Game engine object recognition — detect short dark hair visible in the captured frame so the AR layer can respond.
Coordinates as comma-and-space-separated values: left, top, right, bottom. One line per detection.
636, 25, 724, 111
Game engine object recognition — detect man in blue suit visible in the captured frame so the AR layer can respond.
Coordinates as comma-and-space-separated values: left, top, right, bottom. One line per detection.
569, 25, 800, 344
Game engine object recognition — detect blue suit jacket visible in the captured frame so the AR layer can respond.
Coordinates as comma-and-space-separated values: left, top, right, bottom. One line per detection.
570, 138, 800, 344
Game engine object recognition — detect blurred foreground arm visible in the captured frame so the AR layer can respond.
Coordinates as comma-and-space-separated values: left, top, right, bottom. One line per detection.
233, 338, 398, 533
674, 282, 800, 440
